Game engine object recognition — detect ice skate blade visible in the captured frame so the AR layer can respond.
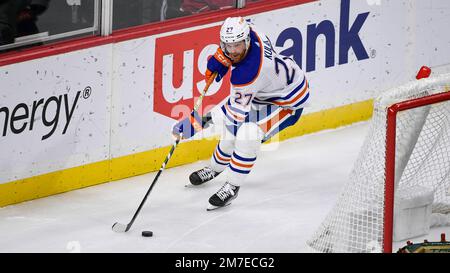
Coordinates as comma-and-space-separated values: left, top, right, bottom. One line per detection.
206, 203, 231, 211
185, 182, 207, 188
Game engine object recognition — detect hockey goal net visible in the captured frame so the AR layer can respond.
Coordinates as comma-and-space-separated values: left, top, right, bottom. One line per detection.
308, 71, 450, 253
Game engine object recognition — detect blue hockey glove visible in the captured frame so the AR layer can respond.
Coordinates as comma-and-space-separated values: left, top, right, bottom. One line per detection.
172, 110, 204, 139
206, 48, 231, 82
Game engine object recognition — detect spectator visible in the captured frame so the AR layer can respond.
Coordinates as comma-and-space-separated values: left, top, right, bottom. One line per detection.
113, 0, 143, 30
114, 0, 188, 30
164, 0, 189, 20
0, 0, 15, 45
17, 0, 50, 38
180, 0, 235, 14
142, 0, 186, 23
0, 0, 49, 46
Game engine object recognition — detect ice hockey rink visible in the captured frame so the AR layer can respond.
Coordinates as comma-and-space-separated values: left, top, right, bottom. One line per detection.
0, 121, 448, 253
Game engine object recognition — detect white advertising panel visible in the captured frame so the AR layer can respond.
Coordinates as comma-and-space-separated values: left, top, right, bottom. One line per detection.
110, 0, 450, 158
1, 0, 449, 187
0, 45, 113, 184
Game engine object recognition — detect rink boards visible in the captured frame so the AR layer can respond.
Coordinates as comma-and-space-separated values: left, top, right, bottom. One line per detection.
1, 0, 450, 206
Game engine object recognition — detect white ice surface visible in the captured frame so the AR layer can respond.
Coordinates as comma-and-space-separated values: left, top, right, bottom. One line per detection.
0, 122, 448, 253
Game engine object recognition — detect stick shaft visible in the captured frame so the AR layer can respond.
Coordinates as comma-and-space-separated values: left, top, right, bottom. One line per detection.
114, 72, 217, 232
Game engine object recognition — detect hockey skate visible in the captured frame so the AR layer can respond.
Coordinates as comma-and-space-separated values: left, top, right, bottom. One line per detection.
188, 166, 219, 186
207, 182, 240, 211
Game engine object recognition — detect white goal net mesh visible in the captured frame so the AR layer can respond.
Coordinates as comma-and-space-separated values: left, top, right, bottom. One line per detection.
307, 73, 450, 253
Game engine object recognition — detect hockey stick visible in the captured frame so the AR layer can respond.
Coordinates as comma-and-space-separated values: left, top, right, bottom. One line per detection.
112, 72, 218, 233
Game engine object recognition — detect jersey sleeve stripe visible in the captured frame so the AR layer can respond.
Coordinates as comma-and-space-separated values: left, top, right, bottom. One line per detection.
272, 79, 309, 106
261, 108, 303, 143
262, 77, 306, 102
252, 79, 309, 108
258, 108, 293, 133
291, 92, 310, 108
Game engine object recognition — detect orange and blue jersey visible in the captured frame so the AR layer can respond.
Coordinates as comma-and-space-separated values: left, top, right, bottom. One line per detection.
218, 26, 309, 142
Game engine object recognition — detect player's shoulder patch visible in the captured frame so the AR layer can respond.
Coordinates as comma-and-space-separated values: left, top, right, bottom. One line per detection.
230, 30, 263, 87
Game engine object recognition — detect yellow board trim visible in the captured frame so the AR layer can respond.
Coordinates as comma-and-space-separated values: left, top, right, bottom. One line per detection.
0, 100, 373, 207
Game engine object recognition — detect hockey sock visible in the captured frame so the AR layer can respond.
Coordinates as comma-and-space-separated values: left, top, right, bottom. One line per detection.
210, 140, 234, 173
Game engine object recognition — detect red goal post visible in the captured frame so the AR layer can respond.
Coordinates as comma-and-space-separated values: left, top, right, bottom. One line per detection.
308, 71, 450, 253
384, 90, 450, 253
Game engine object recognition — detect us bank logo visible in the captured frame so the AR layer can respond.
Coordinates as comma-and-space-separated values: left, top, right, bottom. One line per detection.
153, 0, 372, 120
154, 26, 230, 120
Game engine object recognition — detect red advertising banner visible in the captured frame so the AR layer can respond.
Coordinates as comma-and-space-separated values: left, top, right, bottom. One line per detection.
154, 26, 230, 121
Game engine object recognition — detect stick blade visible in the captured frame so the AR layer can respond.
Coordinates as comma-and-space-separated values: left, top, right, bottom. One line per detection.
112, 222, 128, 233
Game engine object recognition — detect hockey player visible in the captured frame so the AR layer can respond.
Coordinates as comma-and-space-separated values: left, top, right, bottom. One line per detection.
172, 16, 309, 210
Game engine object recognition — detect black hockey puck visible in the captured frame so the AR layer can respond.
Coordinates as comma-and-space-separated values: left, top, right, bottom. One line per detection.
142, 231, 153, 237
